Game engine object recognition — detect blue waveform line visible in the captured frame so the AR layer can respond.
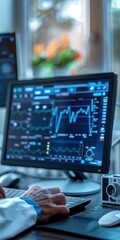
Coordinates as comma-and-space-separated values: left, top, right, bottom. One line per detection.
53, 101, 94, 134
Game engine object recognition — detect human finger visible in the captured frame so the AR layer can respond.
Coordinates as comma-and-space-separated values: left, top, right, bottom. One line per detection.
22, 185, 43, 195
0, 186, 6, 198
53, 205, 69, 215
51, 193, 66, 205
40, 204, 69, 221
29, 185, 43, 191
0, 193, 3, 199
43, 187, 61, 195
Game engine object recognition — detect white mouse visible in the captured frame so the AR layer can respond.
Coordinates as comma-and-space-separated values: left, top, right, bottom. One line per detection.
0, 172, 20, 187
98, 210, 120, 227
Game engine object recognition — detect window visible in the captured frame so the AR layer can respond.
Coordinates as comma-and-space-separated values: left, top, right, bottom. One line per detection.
111, 0, 120, 136
111, 0, 120, 78
29, 0, 89, 78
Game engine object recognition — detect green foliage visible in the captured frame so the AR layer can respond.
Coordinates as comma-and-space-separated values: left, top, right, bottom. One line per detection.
53, 48, 75, 67
32, 48, 76, 69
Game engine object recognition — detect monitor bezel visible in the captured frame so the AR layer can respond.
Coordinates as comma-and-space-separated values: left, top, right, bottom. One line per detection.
0, 32, 18, 107
2, 72, 117, 174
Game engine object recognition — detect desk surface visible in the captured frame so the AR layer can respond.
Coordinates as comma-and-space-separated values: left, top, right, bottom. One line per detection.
13, 229, 85, 240
11, 174, 120, 240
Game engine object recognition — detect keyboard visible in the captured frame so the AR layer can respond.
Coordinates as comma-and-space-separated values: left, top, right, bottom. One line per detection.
4, 187, 91, 215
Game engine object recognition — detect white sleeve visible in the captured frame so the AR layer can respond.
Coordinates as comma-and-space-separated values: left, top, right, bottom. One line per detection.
0, 197, 37, 240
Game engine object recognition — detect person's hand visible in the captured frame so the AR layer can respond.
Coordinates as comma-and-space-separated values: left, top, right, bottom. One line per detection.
0, 186, 6, 199
22, 186, 69, 221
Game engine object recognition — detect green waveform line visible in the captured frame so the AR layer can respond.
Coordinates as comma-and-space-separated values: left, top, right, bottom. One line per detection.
11, 122, 26, 131
50, 146, 79, 154
33, 109, 51, 114
31, 125, 50, 131
12, 123, 50, 131
12, 108, 51, 116
8, 148, 45, 155
12, 110, 29, 116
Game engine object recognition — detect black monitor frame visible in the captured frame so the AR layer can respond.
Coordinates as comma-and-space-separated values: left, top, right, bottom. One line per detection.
0, 32, 18, 107
2, 72, 117, 175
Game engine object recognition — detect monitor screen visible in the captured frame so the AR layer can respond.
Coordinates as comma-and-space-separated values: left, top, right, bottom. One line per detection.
0, 32, 17, 107
2, 73, 117, 176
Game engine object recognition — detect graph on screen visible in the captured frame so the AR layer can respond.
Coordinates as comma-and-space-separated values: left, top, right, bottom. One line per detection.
6, 81, 107, 168
52, 99, 95, 135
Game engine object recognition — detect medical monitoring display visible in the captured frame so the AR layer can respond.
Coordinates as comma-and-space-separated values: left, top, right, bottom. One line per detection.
2, 73, 117, 175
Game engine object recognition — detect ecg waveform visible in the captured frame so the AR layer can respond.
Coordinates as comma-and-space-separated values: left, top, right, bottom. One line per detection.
11, 122, 26, 131
33, 109, 51, 114
11, 123, 51, 132
12, 108, 51, 116
12, 109, 29, 116
31, 125, 51, 131
50, 146, 80, 154
8, 148, 45, 155
52, 100, 94, 134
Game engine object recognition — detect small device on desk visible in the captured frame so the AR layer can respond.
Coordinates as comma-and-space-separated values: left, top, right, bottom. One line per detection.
98, 210, 120, 227
1, 72, 117, 196
0, 172, 20, 187
102, 174, 120, 206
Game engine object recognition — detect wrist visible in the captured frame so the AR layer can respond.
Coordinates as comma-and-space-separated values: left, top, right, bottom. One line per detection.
19, 196, 41, 221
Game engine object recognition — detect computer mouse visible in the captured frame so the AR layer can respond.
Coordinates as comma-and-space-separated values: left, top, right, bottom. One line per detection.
98, 210, 120, 227
0, 172, 20, 187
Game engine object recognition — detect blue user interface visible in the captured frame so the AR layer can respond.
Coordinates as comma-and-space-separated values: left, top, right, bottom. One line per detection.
6, 80, 109, 168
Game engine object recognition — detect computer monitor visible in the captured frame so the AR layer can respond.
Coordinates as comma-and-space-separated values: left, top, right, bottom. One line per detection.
2, 72, 117, 195
0, 32, 18, 107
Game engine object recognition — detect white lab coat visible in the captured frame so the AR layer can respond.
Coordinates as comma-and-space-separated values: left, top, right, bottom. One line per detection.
0, 197, 38, 240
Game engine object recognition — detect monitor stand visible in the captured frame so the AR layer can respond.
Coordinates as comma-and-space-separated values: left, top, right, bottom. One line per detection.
29, 170, 101, 196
